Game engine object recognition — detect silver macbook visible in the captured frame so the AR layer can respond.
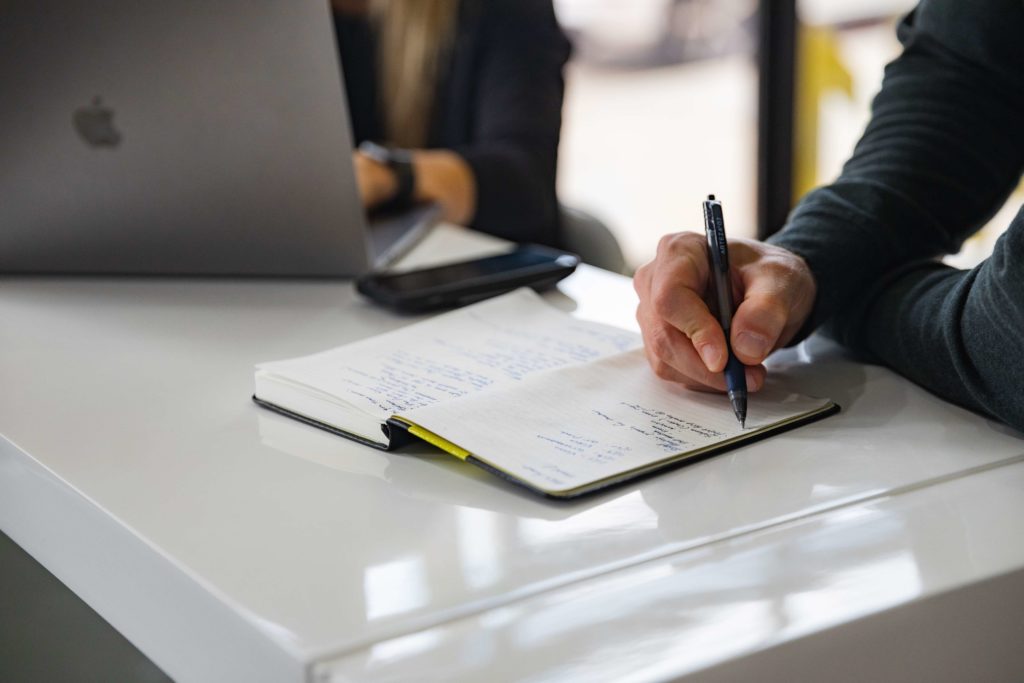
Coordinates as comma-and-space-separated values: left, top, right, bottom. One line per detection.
0, 1, 435, 276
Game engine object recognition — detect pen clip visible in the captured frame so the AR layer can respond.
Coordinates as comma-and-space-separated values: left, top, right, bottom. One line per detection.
702, 196, 729, 272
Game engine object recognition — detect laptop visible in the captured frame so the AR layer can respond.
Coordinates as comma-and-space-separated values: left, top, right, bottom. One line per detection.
0, 1, 436, 276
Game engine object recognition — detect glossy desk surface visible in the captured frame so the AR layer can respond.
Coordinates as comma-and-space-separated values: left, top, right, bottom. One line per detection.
2, 226, 1023, 682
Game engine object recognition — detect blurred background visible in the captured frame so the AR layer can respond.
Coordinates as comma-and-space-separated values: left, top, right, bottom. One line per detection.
553, 0, 1021, 271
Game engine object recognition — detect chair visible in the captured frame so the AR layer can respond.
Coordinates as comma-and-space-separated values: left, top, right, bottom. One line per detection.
558, 205, 628, 274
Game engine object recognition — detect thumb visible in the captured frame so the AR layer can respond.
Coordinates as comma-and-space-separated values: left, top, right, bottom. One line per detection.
730, 289, 791, 366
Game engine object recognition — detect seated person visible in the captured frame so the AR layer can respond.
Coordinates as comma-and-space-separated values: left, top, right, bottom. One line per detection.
633, 0, 1024, 432
332, 0, 571, 247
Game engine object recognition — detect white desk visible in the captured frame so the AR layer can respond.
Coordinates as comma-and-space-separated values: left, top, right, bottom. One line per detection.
2, 226, 1024, 682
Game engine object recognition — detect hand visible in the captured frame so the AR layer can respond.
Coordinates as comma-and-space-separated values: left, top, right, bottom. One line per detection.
633, 232, 816, 393
352, 151, 398, 209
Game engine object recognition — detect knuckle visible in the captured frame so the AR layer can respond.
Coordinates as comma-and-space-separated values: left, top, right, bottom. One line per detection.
658, 231, 703, 257
633, 262, 651, 293
759, 257, 797, 283
650, 287, 678, 320
678, 249, 705, 281
656, 232, 682, 255
688, 323, 717, 346
647, 327, 677, 363
681, 251, 711, 288
677, 231, 705, 249
651, 360, 676, 381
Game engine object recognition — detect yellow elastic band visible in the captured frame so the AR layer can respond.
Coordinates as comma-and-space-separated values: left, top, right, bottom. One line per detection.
405, 423, 472, 461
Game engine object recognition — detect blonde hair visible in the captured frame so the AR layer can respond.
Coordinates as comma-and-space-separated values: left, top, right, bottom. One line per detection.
370, 0, 459, 148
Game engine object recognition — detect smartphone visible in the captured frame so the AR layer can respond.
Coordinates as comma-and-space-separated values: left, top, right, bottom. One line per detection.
355, 244, 580, 312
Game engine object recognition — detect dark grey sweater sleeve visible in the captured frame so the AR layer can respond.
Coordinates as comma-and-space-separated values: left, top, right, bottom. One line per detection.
767, 0, 1024, 430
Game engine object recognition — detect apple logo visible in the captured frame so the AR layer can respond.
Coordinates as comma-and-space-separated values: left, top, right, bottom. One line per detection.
73, 96, 122, 147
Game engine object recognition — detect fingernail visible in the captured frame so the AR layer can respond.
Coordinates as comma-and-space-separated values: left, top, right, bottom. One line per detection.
734, 331, 770, 360
745, 368, 762, 391
699, 344, 721, 371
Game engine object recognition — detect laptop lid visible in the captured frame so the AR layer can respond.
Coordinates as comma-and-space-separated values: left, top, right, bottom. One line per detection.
0, 1, 406, 277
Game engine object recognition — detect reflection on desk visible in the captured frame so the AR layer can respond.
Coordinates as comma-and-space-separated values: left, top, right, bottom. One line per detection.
1, 226, 1023, 682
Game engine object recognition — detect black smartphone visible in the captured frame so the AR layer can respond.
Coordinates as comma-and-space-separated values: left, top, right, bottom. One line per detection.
355, 244, 579, 312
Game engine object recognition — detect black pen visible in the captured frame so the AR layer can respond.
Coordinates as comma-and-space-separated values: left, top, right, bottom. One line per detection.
702, 194, 747, 428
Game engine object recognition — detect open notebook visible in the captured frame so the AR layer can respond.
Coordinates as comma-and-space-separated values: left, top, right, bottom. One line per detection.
254, 289, 838, 497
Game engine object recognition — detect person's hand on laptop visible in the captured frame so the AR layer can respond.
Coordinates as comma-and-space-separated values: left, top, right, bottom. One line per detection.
633, 231, 817, 393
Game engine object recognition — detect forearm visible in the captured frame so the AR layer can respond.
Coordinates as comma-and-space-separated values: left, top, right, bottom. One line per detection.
411, 150, 476, 226
353, 148, 476, 225
770, 1, 1024, 338
846, 213, 1024, 432
356, 144, 547, 237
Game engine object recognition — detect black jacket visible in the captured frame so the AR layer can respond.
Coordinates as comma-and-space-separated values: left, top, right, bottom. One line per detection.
334, 0, 571, 247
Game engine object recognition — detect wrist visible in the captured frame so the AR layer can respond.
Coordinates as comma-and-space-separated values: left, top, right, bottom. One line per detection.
783, 250, 819, 346
358, 141, 416, 211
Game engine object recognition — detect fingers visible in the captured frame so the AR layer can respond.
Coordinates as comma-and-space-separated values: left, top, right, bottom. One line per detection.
653, 287, 728, 372
636, 310, 767, 393
637, 300, 727, 391
646, 233, 729, 372
635, 232, 816, 394
635, 232, 768, 393
730, 251, 816, 365
731, 291, 787, 365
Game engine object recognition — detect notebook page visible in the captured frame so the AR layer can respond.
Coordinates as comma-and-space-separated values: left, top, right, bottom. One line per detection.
399, 349, 833, 494
256, 289, 641, 421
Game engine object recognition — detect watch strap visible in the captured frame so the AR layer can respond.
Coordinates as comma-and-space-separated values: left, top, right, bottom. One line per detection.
358, 141, 416, 212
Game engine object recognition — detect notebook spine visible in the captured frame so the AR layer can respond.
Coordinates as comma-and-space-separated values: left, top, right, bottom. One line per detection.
383, 418, 419, 450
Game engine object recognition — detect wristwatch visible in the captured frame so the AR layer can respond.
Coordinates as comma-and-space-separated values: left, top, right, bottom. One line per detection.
358, 140, 416, 212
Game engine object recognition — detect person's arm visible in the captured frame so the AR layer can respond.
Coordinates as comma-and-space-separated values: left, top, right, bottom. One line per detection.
854, 219, 1024, 430
451, 0, 571, 245
354, 148, 476, 224
635, 0, 1024, 429
352, 0, 569, 243
768, 0, 1024, 341
765, 0, 1024, 428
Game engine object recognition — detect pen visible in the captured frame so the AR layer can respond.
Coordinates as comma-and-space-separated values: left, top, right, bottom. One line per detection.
702, 194, 747, 428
